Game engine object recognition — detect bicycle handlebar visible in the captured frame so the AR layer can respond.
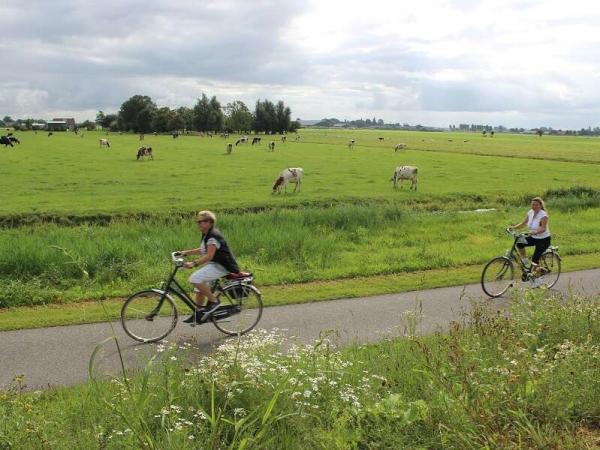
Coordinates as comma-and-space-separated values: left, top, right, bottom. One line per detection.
171, 252, 184, 267
505, 227, 529, 239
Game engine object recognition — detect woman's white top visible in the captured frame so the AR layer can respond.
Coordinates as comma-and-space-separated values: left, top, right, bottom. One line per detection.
527, 209, 550, 239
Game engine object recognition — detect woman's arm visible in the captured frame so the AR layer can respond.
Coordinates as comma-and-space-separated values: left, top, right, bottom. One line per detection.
512, 215, 528, 229
530, 216, 548, 236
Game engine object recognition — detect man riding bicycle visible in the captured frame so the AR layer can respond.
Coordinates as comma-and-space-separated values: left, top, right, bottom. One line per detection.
177, 210, 240, 323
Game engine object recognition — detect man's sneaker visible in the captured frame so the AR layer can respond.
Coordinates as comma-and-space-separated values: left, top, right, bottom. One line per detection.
203, 301, 221, 315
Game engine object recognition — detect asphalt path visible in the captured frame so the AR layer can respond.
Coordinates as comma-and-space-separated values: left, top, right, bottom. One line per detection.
1, 269, 598, 390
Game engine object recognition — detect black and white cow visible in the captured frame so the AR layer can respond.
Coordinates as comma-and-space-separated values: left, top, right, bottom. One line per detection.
136, 146, 153, 160
0, 136, 13, 147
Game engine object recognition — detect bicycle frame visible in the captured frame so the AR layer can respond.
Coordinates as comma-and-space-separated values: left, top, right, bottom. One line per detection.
148, 255, 239, 320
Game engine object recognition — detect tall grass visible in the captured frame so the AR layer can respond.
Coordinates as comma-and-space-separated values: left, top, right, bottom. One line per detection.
2, 203, 600, 308
1, 290, 598, 448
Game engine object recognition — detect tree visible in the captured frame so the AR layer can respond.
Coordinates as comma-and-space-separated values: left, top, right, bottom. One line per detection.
224, 101, 253, 132
95, 111, 105, 126
192, 94, 223, 132
253, 100, 276, 133
151, 107, 175, 133
536, 129, 544, 137
2, 116, 13, 123
118, 95, 157, 133
275, 100, 291, 133
176, 107, 194, 131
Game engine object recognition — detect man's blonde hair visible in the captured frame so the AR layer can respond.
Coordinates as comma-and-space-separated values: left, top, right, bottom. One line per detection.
531, 197, 546, 211
197, 210, 216, 224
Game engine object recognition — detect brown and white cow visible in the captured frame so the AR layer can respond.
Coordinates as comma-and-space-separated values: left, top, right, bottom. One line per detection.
99, 138, 110, 148
272, 167, 303, 194
394, 143, 407, 152
348, 139, 355, 149
281, 136, 287, 143
391, 166, 418, 190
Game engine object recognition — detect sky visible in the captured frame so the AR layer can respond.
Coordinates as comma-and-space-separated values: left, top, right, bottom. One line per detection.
2, 0, 600, 129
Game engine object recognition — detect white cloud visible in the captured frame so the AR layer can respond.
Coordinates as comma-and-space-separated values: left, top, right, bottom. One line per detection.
1, 0, 600, 127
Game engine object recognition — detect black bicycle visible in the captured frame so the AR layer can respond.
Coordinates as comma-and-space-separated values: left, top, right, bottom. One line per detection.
481, 228, 561, 298
121, 252, 263, 343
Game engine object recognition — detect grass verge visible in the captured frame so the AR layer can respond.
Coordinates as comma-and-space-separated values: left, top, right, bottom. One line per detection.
1, 289, 599, 448
1, 252, 599, 332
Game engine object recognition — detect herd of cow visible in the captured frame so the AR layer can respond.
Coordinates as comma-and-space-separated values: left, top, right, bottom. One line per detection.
1, 131, 418, 193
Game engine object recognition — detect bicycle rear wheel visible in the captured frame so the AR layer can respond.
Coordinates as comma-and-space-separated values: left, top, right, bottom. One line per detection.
212, 284, 263, 336
481, 257, 515, 298
538, 251, 561, 288
121, 290, 178, 343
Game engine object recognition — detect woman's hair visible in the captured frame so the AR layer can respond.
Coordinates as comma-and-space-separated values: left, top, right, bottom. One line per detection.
531, 197, 546, 211
197, 210, 217, 224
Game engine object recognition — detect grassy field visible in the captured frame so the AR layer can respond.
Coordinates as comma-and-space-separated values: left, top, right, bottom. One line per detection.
1, 290, 599, 448
1, 128, 600, 327
0, 129, 599, 215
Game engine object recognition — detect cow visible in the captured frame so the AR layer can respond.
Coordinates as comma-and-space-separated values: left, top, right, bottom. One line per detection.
272, 167, 303, 194
281, 136, 287, 143
348, 139, 355, 149
235, 136, 248, 146
172, 132, 179, 139
391, 166, 418, 190
139, 134, 145, 141
220, 132, 229, 138
136, 146, 153, 160
99, 138, 110, 148
295, 135, 300, 141
463, 140, 469, 143
394, 143, 407, 152
268, 141, 276, 152
48, 132, 53, 137
0, 136, 13, 147
378, 137, 385, 141
8, 136, 20, 144
226, 143, 233, 154
447, 139, 453, 142
251, 137, 261, 145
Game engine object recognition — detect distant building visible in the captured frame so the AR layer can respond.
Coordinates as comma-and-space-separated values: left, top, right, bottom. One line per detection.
47, 121, 68, 131
52, 118, 76, 131
31, 123, 46, 130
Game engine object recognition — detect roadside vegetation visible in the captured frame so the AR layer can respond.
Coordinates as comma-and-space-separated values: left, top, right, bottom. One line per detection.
1, 128, 600, 329
1, 290, 598, 449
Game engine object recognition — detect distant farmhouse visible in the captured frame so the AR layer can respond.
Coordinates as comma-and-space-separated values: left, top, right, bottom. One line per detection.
49, 118, 76, 131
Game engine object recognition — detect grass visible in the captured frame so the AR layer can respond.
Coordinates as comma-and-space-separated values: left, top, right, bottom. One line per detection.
1, 251, 599, 332
2, 203, 600, 308
1, 129, 600, 215
2, 129, 600, 330
1, 290, 599, 448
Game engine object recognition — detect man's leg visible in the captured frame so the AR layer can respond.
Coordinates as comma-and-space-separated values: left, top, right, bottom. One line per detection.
193, 282, 217, 305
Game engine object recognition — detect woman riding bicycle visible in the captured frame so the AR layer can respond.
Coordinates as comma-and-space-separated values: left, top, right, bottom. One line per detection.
177, 211, 240, 323
511, 197, 551, 278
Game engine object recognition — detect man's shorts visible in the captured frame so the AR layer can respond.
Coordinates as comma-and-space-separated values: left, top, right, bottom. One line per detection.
188, 263, 228, 284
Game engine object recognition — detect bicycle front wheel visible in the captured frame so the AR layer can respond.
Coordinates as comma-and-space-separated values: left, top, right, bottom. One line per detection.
538, 251, 561, 288
212, 284, 263, 336
121, 290, 178, 343
481, 257, 515, 298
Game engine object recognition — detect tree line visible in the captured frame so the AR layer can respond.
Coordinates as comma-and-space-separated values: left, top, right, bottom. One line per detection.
94, 95, 299, 134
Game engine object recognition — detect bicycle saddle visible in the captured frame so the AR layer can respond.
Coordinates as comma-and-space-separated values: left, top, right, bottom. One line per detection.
226, 272, 252, 280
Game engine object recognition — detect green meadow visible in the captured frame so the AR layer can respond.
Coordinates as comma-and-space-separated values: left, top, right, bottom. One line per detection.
1, 129, 599, 215
1, 128, 600, 327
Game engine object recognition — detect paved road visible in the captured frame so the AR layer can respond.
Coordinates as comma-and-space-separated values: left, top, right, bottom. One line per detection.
1, 269, 598, 390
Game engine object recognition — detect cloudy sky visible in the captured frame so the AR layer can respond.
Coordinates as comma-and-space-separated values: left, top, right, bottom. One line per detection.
2, 0, 600, 128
